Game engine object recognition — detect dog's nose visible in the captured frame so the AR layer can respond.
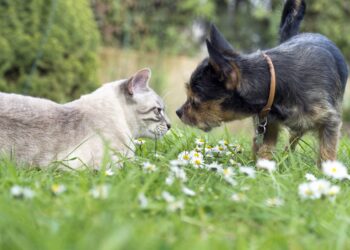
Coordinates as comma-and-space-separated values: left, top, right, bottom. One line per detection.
176, 109, 183, 118
166, 123, 171, 130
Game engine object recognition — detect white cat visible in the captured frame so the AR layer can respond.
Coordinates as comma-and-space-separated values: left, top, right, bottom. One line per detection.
0, 68, 170, 169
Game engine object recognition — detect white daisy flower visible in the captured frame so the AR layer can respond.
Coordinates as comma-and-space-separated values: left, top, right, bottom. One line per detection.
298, 182, 321, 200
239, 166, 256, 178
169, 166, 187, 182
165, 175, 175, 186
90, 185, 110, 199
212, 145, 227, 154
191, 157, 204, 169
10, 185, 23, 198
231, 193, 247, 202
220, 167, 235, 178
177, 151, 191, 163
138, 193, 148, 209
256, 159, 276, 172
162, 191, 175, 203
190, 150, 203, 159
305, 173, 317, 182
218, 140, 229, 146
105, 168, 115, 176
322, 160, 349, 180
326, 185, 340, 197
225, 151, 233, 156
170, 159, 187, 166
224, 177, 237, 186
204, 145, 214, 155
10, 185, 35, 199
134, 138, 145, 145
167, 200, 185, 212
205, 162, 223, 171
51, 184, 66, 195
265, 197, 284, 207
182, 186, 196, 196
22, 188, 35, 199
309, 179, 331, 195
195, 138, 206, 146
142, 162, 157, 173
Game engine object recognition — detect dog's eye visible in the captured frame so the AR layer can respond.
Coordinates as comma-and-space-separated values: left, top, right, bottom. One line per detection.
190, 99, 199, 108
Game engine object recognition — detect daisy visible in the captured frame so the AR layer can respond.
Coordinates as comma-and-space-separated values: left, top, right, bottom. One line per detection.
105, 168, 115, 176
224, 177, 237, 186
165, 175, 175, 186
22, 188, 35, 199
170, 159, 187, 166
220, 167, 235, 178
90, 185, 110, 199
265, 197, 284, 207
177, 151, 191, 164
309, 179, 331, 195
298, 182, 321, 200
205, 162, 223, 171
212, 145, 227, 155
10, 185, 35, 199
195, 138, 206, 146
182, 186, 196, 196
162, 191, 175, 203
326, 185, 340, 197
239, 166, 256, 178
142, 162, 157, 173
167, 200, 185, 212
190, 150, 203, 159
256, 159, 276, 172
138, 193, 148, 209
218, 140, 229, 146
231, 193, 247, 202
204, 145, 214, 155
10, 185, 23, 198
305, 173, 317, 182
51, 184, 66, 195
191, 157, 204, 169
134, 138, 145, 145
322, 160, 349, 180
169, 166, 187, 182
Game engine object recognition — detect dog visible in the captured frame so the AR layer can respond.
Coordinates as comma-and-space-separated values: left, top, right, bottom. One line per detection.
176, 0, 348, 163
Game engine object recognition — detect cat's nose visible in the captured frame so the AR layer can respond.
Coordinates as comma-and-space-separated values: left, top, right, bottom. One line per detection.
166, 123, 171, 130
176, 108, 183, 119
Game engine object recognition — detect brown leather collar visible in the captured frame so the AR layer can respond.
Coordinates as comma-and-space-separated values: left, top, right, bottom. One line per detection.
259, 53, 276, 119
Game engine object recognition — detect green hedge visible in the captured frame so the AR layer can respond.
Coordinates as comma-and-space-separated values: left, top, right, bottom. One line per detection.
0, 0, 100, 102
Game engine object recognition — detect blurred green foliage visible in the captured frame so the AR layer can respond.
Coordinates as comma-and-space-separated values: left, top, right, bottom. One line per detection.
92, 0, 350, 61
92, 0, 215, 55
0, 0, 100, 102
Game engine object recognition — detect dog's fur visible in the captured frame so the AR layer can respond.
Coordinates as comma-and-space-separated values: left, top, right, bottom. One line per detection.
0, 69, 170, 169
176, 0, 348, 163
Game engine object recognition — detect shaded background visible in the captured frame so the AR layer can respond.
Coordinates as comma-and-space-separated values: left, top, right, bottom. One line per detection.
0, 0, 350, 134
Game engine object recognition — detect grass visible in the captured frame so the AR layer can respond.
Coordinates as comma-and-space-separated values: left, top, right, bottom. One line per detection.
1, 128, 350, 250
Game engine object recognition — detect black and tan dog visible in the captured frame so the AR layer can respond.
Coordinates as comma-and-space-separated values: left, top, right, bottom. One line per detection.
176, 0, 348, 163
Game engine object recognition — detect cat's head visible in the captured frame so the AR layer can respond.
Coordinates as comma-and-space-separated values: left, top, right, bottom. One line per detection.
125, 68, 171, 139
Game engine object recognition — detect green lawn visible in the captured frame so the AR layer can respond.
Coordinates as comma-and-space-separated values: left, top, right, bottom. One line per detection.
1, 128, 350, 250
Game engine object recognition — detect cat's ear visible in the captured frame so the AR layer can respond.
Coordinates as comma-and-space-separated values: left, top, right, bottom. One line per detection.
127, 68, 151, 95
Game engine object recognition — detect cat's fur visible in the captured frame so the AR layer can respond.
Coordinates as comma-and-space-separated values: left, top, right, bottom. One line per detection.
0, 68, 170, 169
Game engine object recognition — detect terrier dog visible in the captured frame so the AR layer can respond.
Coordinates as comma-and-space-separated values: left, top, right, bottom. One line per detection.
176, 0, 348, 163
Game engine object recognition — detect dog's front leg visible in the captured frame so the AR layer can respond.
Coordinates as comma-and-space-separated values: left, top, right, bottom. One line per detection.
253, 121, 280, 160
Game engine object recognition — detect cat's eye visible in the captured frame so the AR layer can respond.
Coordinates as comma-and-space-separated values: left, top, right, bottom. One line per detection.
155, 107, 162, 114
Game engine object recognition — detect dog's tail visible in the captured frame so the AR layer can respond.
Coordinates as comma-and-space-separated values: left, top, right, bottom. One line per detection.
279, 0, 306, 43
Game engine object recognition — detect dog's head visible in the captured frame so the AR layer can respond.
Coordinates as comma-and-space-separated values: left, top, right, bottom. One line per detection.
176, 25, 247, 131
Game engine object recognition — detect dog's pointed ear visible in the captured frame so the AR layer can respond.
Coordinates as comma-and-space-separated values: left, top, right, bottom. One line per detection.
127, 68, 151, 95
209, 24, 234, 53
206, 39, 239, 90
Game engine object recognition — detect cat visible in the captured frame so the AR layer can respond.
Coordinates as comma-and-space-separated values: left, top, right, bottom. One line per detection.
0, 68, 171, 169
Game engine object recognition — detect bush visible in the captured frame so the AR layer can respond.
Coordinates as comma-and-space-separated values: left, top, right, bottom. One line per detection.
0, 0, 100, 102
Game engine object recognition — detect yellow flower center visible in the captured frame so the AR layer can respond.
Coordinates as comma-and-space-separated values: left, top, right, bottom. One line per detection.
183, 155, 190, 160
331, 167, 337, 173
194, 159, 201, 165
